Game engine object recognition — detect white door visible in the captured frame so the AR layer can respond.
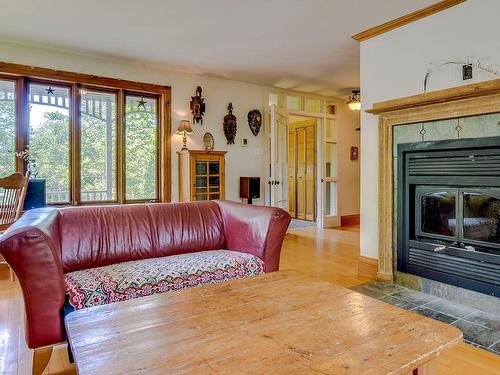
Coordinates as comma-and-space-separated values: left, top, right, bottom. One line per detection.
268, 104, 289, 209
322, 117, 339, 228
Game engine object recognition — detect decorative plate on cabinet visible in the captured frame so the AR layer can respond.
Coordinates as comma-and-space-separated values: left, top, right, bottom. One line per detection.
203, 132, 214, 151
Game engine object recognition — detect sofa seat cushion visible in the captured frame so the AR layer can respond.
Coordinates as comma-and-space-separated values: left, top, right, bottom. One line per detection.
65, 250, 264, 310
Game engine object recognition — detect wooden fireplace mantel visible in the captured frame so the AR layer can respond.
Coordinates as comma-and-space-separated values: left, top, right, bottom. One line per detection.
367, 79, 500, 281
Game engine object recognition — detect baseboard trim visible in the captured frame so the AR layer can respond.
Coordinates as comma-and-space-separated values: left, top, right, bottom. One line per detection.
357, 256, 378, 278
341, 214, 360, 226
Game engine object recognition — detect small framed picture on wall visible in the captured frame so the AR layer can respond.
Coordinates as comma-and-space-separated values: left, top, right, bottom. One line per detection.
350, 146, 359, 161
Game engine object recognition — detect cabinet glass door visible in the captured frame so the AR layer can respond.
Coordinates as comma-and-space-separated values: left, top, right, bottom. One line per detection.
193, 158, 222, 200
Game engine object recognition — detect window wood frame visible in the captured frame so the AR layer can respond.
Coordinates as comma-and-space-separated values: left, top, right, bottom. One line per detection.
0, 74, 20, 174
78, 84, 120, 205
26, 78, 74, 204
123, 90, 161, 203
0, 62, 172, 205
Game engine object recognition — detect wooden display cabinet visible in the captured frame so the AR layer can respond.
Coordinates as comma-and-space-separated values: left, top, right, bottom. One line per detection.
177, 150, 226, 202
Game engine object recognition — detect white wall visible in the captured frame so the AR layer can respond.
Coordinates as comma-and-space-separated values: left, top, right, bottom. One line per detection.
335, 102, 360, 217
360, 0, 500, 259
0, 41, 267, 203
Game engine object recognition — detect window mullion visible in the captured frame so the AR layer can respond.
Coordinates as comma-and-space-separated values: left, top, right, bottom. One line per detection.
16, 77, 27, 173
117, 89, 125, 204
72, 84, 81, 205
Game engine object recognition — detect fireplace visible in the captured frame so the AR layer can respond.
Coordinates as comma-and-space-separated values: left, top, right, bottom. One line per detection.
397, 136, 500, 297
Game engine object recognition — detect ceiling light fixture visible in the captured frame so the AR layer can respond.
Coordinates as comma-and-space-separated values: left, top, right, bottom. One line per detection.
347, 90, 361, 111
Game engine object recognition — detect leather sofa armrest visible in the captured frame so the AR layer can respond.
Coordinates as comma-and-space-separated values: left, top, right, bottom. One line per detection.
0, 208, 66, 348
215, 200, 291, 272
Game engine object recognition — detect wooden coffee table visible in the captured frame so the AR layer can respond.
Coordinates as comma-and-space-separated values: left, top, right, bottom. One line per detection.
65, 271, 462, 374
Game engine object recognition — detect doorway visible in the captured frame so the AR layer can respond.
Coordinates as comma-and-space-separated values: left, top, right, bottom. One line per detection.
268, 101, 339, 229
288, 116, 316, 221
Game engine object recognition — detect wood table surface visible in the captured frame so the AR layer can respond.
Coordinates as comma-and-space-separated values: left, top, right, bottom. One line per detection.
65, 270, 463, 375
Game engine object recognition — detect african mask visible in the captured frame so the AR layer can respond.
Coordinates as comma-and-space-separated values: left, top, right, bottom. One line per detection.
247, 109, 262, 136
223, 103, 237, 145
190, 86, 205, 124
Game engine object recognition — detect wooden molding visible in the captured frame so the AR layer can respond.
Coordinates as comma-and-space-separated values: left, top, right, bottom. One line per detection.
377, 272, 393, 283
370, 79, 500, 280
181, 150, 228, 155
352, 0, 466, 42
0, 62, 170, 94
358, 256, 378, 279
367, 79, 500, 115
340, 214, 360, 226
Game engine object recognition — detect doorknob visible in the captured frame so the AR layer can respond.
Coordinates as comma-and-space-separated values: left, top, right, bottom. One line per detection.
275, 180, 280, 185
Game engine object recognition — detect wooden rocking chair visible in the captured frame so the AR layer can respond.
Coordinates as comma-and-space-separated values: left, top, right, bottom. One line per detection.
0, 171, 30, 281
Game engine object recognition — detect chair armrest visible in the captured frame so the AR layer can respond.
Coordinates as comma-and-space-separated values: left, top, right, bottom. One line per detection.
215, 200, 291, 272
0, 208, 65, 348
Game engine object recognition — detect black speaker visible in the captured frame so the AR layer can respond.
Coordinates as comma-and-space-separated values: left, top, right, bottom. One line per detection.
240, 177, 260, 204
23, 179, 46, 210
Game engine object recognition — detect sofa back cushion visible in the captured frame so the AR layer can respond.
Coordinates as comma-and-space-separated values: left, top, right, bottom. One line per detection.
148, 201, 225, 258
60, 201, 225, 273
60, 205, 155, 273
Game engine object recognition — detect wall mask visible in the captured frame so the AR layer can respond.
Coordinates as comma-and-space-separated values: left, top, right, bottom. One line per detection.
247, 109, 262, 136
223, 103, 237, 145
190, 86, 205, 124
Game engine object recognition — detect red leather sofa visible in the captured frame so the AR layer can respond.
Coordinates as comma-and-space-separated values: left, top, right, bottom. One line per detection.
0, 200, 290, 350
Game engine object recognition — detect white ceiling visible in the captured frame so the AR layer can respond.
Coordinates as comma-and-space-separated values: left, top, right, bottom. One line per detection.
0, 0, 437, 97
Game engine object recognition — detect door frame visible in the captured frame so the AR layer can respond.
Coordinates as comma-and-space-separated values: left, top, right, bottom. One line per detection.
266, 106, 338, 229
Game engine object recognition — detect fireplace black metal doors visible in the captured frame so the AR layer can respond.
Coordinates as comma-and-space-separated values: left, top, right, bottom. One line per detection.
397, 136, 500, 297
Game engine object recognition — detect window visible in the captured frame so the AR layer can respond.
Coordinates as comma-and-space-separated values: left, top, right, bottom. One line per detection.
0, 79, 16, 176
29, 82, 71, 203
324, 142, 337, 217
0, 63, 171, 205
286, 95, 301, 111
80, 89, 117, 202
125, 95, 158, 201
305, 98, 321, 113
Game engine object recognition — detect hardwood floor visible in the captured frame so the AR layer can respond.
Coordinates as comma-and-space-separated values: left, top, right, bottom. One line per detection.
0, 225, 498, 374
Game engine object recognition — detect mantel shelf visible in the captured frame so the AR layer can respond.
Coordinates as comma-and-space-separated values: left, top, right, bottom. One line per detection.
367, 79, 500, 115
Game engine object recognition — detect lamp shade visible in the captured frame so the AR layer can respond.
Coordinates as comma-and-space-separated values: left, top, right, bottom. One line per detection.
348, 101, 361, 111
177, 120, 193, 134
347, 90, 361, 111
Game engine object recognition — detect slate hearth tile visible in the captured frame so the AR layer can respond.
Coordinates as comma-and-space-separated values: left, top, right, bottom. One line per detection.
366, 281, 405, 295
351, 282, 403, 299
453, 319, 500, 348
423, 299, 479, 319
390, 289, 438, 305
410, 306, 457, 324
462, 310, 500, 331
380, 295, 420, 310
350, 284, 388, 299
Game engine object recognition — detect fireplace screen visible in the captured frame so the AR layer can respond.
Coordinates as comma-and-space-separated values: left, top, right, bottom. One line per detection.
420, 191, 456, 237
463, 192, 500, 244
417, 186, 500, 250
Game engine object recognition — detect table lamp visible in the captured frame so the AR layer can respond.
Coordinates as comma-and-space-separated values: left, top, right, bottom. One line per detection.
177, 120, 193, 150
